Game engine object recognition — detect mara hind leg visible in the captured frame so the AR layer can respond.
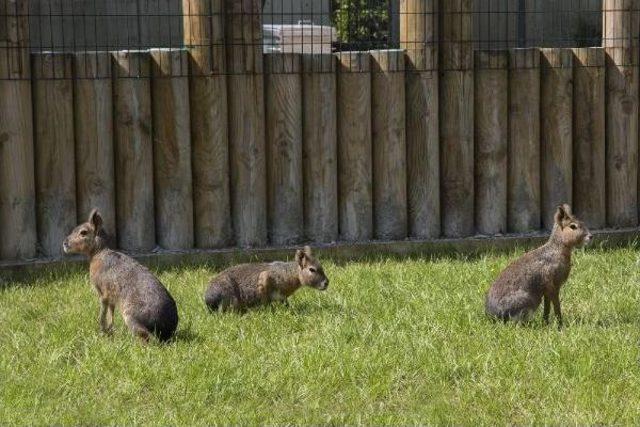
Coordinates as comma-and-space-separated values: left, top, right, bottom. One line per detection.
99, 300, 115, 335
122, 313, 152, 343
550, 291, 563, 329
205, 279, 242, 313
500, 290, 541, 323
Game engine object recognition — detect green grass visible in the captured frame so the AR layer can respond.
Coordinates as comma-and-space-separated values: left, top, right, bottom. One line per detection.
1, 247, 640, 425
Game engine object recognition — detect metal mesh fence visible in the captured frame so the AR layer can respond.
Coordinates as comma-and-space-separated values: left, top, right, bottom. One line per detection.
0, 0, 638, 79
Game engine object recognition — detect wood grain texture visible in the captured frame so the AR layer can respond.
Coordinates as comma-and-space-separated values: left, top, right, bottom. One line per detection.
541, 48, 573, 229
265, 53, 303, 246
190, 73, 232, 248
73, 51, 116, 239
225, 0, 267, 247
0, 0, 36, 260
474, 50, 508, 236
440, 0, 473, 237
602, 1, 640, 227
440, 0, 473, 71
112, 50, 156, 252
405, 48, 440, 238
227, 73, 267, 247
400, 0, 438, 71
302, 54, 338, 243
371, 50, 407, 240
572, 48, 606, 229
0, 79, 36, 260
151, 48, 194, 249
0, 0, 29, 80
508, 48, 541, 233
440, 70, 474, 237
605, 48, 639, 227
32, 53, 76, 258
185, 0, 232, 248
336, 52, 373, 241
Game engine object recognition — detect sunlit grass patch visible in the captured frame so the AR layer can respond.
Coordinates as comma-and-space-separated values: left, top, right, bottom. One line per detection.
1, 247, 639, 425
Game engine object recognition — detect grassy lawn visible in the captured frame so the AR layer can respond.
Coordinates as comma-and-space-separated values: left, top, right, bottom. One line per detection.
1, 246, 639, 425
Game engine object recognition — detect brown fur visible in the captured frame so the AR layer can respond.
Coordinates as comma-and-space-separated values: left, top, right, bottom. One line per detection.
63, 209, 178, 342
204, 246, 329, 312
485, 204, 592, 326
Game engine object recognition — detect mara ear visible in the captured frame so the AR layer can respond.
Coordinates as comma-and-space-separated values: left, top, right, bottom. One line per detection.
561, 203, 573, 217
554, 205, 568, 227
295, 249, 306, 268
88, 208, 103, 232
304, 245, 313, 257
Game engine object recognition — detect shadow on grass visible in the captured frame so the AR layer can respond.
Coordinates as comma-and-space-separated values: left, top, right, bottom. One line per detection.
171, 326, 204, 344
0, 263, 87, 291
288, 300, 344, 316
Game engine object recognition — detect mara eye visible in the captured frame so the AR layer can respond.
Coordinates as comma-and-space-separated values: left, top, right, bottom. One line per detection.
80, 230, 88, 236
309, 267, 317, 273
569, 224, 578, 230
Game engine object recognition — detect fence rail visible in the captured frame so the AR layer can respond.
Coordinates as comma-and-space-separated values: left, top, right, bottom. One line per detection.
0, 0, 639, 263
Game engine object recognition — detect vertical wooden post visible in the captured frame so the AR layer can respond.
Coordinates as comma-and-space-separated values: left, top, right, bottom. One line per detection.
265, 53, 303, 246
0, 0, 37, 260
573, 48, 606, 229
508, 48, 541, 233
150, 48, 194, 249
336, 52, 373, 241
474, 50, 508, 236
74, 51, 116, 239
32, 53, 76, 258
112, 51, 155, 252
371, 49, 407, 240
401, 0, 439, 239
302, 54, 338, 243
183, 0, 232, 248
541, 48, 573, 229
225, 0, 267, 247
440, 0, 474, 237
603, 0, 639, 227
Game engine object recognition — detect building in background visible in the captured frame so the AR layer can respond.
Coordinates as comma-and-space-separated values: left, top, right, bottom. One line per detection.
26, 0, 603, 52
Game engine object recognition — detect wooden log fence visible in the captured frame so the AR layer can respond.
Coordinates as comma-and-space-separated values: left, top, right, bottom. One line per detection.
112, 50, 156, 252
2, 0, 640, 264
74, 51, 116, 239
337, 51, 373, 242
32, 52, 76, 258
541, 48, 573, 230
508, 48, 541, 233
474, 50, 508, 236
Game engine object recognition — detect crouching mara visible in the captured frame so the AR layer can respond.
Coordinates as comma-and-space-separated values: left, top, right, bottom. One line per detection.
204, 246, 329, 312
485, 204, 592, 326
63, 209, 178, 342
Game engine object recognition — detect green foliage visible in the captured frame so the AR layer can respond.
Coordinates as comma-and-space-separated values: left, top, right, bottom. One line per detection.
2, 248, 640, 424
332, 0, 389, 47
